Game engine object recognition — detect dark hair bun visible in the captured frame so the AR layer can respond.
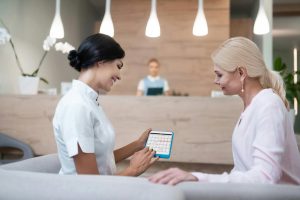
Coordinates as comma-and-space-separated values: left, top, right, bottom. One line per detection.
68, 50, 81, 71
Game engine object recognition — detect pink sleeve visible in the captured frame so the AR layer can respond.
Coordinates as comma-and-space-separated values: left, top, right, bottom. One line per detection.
191, 156, 281, 183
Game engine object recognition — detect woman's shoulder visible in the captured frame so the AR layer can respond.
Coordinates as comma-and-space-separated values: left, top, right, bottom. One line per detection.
254, 89, 287, 114
257, 89, 284, 105
56, 90, 88, 111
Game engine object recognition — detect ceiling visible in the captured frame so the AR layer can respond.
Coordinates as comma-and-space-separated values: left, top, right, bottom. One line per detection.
89, 0, 300, 51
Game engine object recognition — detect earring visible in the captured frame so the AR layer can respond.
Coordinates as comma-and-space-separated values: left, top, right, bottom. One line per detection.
241, 81, 244, 93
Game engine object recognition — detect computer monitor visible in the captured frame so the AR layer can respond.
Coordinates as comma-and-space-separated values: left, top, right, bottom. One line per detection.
146, 87, 163, 96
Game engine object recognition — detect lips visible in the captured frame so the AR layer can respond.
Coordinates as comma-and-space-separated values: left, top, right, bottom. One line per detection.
111, 76, 120, 84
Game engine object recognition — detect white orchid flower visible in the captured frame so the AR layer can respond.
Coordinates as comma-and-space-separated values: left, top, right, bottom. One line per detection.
55, 42, 75, 54
0, 27, 11, 45
43, 36, 56, 51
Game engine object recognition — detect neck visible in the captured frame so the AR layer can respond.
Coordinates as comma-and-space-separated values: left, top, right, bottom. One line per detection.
239, 80, 263, 110
78, 68, 99, 94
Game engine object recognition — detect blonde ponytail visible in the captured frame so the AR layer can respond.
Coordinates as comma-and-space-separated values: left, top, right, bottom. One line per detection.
261, 69, 289, 109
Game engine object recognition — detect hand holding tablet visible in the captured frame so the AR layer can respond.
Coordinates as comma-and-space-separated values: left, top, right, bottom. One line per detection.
145, 131, 174, 159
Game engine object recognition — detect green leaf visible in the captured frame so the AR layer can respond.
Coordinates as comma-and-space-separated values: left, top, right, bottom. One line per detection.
285, 74, 293, 83
40, 77, 49, 84
274, 57, 283, 71
281, 63, 287, 71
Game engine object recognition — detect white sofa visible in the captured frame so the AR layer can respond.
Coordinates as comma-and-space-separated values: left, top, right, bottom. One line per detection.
1, 154, 300, 200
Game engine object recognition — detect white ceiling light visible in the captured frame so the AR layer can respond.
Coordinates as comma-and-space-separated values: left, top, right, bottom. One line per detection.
50, 0, 64, 39
253, 0, 270, 35
145, 0, 160, 38
193, 0, 208, 36
100, 0, 114, 37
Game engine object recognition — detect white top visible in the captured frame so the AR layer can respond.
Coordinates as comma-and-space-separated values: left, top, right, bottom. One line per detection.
137, 76, 170, 92
193, 89, 300, 184
53, 80, 116, 175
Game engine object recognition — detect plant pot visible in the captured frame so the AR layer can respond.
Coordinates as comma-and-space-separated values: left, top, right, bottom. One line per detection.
18, 76, 40, 95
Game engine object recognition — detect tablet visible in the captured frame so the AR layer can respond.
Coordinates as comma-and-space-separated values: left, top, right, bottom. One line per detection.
146, 87, 163, 96
145, 131, 174, 159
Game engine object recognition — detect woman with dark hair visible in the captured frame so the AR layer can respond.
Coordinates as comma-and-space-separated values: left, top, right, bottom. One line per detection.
53, 33, 158, 176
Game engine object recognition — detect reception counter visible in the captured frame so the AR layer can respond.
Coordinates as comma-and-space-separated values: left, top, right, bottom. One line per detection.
0, 95, 244, 165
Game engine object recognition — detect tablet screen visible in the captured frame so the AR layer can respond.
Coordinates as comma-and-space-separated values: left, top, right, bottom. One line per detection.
145, 131, 174, 159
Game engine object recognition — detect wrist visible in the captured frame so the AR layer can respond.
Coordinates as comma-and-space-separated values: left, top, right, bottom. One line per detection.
125, 166, 138, 176
191, 172, 208, 182
189, 174, 199, 182
134, 140, 144, 151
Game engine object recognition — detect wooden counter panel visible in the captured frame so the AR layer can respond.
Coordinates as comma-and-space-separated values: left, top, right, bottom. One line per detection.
0, 95, 243, 164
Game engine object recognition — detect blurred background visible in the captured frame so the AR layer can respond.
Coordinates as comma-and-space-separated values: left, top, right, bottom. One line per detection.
0, 0, 299, 131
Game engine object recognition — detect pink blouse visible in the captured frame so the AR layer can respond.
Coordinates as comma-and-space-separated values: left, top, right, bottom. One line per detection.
192, 89, 300, 184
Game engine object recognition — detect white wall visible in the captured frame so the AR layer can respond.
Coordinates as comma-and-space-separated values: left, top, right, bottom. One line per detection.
0, 0, 100, 94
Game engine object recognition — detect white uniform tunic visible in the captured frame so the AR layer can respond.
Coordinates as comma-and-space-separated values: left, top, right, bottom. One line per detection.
193, 89, 300, 184
53, 80, 116, 175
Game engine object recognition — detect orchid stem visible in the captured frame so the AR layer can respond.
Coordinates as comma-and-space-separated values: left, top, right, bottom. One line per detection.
35, 51, 48, 75
1, 18, 24, 75
9, 39, 24, 75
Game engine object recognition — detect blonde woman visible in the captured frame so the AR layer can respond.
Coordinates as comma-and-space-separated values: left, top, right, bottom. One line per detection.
149, 37, 300, 185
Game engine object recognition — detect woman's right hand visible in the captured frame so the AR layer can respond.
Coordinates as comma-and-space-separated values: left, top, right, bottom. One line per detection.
148, 168, 198, 185
128, 147, 159, 176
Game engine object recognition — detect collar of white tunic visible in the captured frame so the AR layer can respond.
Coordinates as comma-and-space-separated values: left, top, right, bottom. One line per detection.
72, 80, 99, 106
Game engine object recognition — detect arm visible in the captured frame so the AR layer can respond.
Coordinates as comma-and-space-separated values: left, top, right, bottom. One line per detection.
150, 149, 282, 185
163, 79, 170, 96
136, 90, 144, 96
73, 144, 99, 174
73, 144, 158, 176
164, 91, 171, 96
114, 128, 151, 163
114, 140, 142, 163
136, 79, 144, 96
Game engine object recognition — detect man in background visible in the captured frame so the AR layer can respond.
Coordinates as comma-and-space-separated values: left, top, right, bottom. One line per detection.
136, 58, 170, 96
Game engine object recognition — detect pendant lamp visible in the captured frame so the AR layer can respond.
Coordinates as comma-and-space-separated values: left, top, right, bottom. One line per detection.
145, 0, 160, 38
253, 0, 270, 35
100, 0, 114, 37
50, 0, 64, 39
193, 0, 208, 37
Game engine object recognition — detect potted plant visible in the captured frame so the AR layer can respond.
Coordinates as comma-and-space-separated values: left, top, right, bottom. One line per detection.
0, 18, 74, 94
273, 57, 300, 123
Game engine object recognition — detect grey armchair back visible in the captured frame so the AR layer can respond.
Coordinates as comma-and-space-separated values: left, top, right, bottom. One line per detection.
0, 132, 34, 164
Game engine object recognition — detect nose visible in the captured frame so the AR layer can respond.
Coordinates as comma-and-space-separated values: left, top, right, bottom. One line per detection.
214, 78, 219, 85
115, 70, 121, 80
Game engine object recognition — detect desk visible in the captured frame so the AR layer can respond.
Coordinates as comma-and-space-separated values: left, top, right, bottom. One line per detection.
0, 95, 243, 164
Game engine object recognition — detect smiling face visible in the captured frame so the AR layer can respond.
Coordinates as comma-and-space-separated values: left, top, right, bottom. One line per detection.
95, 59, 123, 92
213, 65, 243, 96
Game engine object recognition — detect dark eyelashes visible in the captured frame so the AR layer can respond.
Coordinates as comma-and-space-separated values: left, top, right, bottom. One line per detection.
117, 61, 123, 69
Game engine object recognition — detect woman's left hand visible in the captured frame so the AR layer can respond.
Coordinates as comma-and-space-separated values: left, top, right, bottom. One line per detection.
135, 128, 152, 150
